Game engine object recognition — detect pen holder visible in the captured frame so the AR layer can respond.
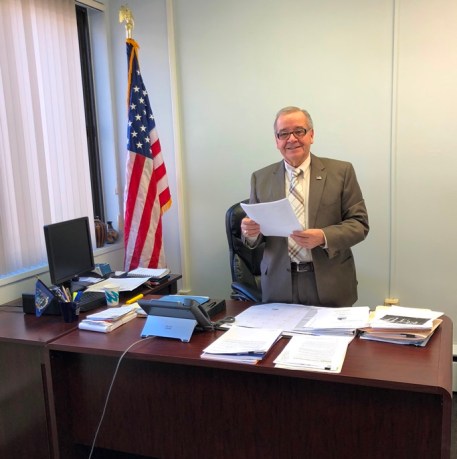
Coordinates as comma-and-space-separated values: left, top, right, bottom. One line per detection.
59, 301, 79, 323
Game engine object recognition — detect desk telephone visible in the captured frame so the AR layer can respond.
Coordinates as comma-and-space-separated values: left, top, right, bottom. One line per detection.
138, 298, 213, 331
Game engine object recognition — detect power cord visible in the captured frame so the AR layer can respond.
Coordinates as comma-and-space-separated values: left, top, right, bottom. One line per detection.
88, 336, 154, 459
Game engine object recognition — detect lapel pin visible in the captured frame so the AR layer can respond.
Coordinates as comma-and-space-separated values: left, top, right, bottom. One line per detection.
316, 176, 322, 180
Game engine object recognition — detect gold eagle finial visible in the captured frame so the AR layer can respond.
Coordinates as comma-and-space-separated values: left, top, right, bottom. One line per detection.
119, 5, 134, 39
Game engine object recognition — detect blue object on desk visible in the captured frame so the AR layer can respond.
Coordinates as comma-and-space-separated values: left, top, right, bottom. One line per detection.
159, 295, 209, 305
140, 315, 197, 342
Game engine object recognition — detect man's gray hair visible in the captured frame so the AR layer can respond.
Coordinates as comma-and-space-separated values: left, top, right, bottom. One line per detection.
274, 106, 313, 131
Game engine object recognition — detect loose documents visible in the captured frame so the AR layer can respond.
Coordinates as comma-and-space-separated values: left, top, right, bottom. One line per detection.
368, 305, 443, 329
78, 305, 138, 333
233, 303, 370, 336
274, 334, 354, 373
293, 306, 370, 335
201, 325, 282, 364
241, 198, 302, 237
127, 267, 170, 279
359, 305, 443, 346
84, 277, 147, 293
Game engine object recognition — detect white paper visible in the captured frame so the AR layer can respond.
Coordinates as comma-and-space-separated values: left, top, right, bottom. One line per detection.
128, 267, 170, 278
274, 334, 354, 373
232, 303, 368, 336
241, 198, 302, 237
86, 305, 137, 321
78, 311, 137, 333
293, 306, 370, 334
233, 303, 313, 332
84, 277, 147, 292
202, 325, 282, 355
370, 306, 443, 329
201, 326, 282, 363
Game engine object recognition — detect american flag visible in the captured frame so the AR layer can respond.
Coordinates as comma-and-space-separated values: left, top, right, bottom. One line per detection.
124, 39, 172, 271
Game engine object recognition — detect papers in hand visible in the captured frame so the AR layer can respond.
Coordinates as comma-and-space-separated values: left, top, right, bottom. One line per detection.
274, 334, 354, 373
240, 198, 302, 237
201, 326, 282, 364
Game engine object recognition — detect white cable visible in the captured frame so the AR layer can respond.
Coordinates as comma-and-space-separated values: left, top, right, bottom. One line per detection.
88, 336, 154, 458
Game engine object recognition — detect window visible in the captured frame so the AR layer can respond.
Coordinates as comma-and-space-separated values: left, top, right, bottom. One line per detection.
75, 4, 105, 221
0, 0, 97, 278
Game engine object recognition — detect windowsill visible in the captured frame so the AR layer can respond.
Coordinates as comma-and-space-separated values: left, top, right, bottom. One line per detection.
94, 240, 123, 256
0, 241, 124, 288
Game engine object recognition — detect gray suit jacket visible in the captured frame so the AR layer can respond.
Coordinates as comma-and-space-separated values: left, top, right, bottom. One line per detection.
248, 154, 369, 306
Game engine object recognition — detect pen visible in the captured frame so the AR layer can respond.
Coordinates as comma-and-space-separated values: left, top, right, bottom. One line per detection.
126, 293, 144, 305
63, 286, 71, 302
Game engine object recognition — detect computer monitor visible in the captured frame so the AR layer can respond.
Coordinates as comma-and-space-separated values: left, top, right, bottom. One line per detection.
44, 216, 95, 286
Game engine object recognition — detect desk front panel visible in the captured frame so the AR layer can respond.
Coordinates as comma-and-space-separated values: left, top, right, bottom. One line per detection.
0, 310, 84, 459
50, 349, 447, 459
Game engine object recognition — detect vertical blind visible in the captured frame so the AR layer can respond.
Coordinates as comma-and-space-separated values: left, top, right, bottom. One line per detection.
0, 0, 94, 277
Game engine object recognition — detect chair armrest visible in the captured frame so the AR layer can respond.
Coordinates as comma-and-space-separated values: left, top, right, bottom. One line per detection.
231, 282, 262, 302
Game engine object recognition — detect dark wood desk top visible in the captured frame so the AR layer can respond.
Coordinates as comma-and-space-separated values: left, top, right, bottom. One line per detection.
0, 275, 182, 345
47, 299, 453, 398
0, 273, 182, 309
0, 310, 79, 345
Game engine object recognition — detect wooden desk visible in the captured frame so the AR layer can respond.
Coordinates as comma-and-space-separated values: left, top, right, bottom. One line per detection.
0, 311, 79, 459
47, 301, 453, 459
0, 274, 181, 459
0, 273, 182, 311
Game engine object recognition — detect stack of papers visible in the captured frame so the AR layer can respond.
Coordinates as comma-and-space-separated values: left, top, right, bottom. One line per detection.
127, 267, 170, 279
274, 334, 354, 373
85, 277, 147, 292
292, 306, 370, 336
232, 303, 370, 336
359, 306, 443, 346
78, 305, 138, 333
201, 326, 282, 364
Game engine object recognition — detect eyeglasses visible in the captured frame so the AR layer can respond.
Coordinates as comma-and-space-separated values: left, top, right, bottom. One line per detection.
276, 128, 308, 141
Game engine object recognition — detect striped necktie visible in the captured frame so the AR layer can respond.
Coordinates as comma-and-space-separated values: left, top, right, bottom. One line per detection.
288, 168, 306, 261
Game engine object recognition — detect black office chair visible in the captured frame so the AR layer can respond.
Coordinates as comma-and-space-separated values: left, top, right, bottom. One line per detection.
225, 200, 264, 302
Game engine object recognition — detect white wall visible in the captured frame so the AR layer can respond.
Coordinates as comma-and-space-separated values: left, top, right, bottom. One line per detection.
169, 0, 392, 301
393, 0, 457, 320
4, 0, 445, 338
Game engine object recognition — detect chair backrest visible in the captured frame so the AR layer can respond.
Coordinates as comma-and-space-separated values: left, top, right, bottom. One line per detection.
225, 200, 264, 301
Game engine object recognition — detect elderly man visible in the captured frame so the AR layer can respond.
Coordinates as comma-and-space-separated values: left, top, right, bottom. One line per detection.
241, 106, 369, 306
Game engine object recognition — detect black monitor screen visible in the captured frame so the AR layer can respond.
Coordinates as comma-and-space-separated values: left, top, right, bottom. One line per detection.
44, 217, 95, 285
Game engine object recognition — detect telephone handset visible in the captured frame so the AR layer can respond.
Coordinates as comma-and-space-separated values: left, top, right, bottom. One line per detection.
183, 298, 213, 330
138, 298, 214, 331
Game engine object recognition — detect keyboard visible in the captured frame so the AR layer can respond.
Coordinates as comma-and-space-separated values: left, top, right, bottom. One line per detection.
78, 291, 106, 312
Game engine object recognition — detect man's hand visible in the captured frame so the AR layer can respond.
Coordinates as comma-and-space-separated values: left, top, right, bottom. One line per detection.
241, 217, 261, 238
290, 229, 325, 249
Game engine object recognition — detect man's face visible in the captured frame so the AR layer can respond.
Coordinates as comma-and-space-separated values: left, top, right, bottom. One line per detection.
275, 111, 314, 167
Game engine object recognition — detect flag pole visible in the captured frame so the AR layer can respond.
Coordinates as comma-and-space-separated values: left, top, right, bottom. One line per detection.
119, 5, 134, 39
122, 10, 172, 270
